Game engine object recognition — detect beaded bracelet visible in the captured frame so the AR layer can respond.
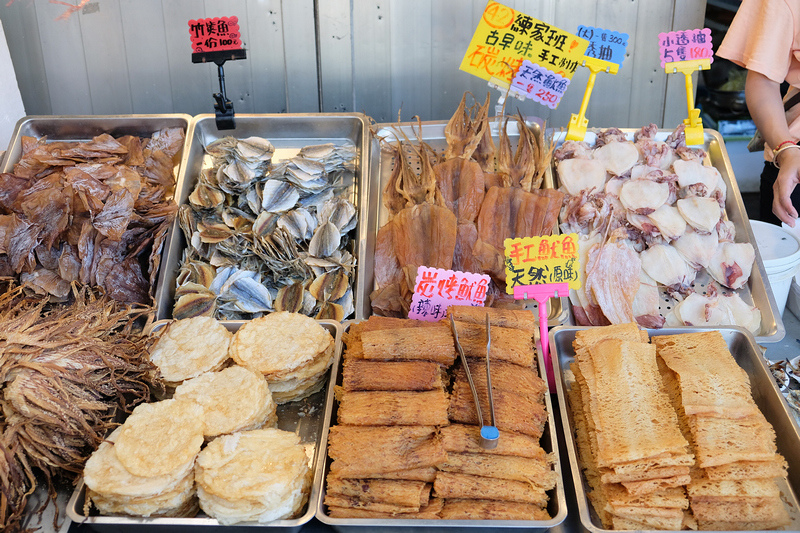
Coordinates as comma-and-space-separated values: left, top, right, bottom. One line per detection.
773, 143, 800, 169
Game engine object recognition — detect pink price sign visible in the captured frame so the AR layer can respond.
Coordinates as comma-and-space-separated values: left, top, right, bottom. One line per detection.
189, 17, 243, 53
658, 28, 713, 68
408, 266, 490, 322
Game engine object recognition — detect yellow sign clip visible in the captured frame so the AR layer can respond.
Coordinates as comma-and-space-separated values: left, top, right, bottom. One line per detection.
565, 57, 620, 141
664, 58, 711, 146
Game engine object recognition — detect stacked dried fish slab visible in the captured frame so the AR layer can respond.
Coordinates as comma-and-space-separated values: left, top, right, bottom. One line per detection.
568, 324, 695, 530
175, 137, 358, 321
0, 127, 184, 304
568, 324, 791, 530
654, 331, 790, 530
325, 307, 557, 521
326, 317, 451, 518
371, 93, 562, 316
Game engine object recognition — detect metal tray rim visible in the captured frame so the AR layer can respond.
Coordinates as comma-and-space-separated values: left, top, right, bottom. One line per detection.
313, 320, 568, 530
66, 319, 343, 530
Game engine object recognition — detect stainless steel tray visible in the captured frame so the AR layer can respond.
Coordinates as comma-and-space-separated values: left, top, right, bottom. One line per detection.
1, 114, 193, 168
314, 321, 568, 531
1, 114, 193, 308
363, 118, 569, 326
153, 113, 372, 321
550, 128, 784, 343
66, 319, 342, 532
551, 325, 800, 533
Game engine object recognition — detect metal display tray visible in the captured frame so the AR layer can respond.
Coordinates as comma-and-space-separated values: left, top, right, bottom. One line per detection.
66, 319, 342, 533
152, 113, 372, 321
1, 114, 193, 311
551, 325, 800, 533
363, 118, 569, 325
314, 321, 568, 532
550, 128, 784, 343
1, 114, 193, 171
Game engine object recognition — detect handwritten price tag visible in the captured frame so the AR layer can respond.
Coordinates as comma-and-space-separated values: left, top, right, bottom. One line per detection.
460, 1, 588, 85
189, 17, 243, 53
409, 266, 490, 322
577, 25, 628, 66
503, 234, 581, 294
659, 28, 713, 67
510, 59, 570, 109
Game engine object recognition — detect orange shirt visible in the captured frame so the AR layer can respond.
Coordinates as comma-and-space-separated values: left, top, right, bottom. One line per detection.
717, 0, 800, 155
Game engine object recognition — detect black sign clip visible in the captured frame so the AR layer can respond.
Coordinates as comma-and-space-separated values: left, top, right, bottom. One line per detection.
192, 49, 247, 130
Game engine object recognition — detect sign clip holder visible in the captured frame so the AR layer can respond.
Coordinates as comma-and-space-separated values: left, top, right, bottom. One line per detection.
566, 57, 619, 141
513, 282, 569, 393
192, 49, 247, 130
664, 58, 711, 146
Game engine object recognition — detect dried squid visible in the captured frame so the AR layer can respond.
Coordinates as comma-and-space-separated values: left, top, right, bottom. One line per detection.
176, 136, 358, 320
0, 285, 160, 532
0, 128, 184, 305
371, 94, 559, 315
555, 123, 759, 332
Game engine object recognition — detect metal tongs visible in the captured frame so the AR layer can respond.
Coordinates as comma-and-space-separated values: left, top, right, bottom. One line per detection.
449, 313, 498, 449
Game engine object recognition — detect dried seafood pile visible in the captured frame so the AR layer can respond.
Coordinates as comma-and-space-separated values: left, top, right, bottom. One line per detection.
371, 93, 562, 316
324, 307, 556, 520
555, 124, 760, 333
0, 285, 159, 533
770, 356, 800, 421
0, 127, 184, 305
175, 137, 358, 321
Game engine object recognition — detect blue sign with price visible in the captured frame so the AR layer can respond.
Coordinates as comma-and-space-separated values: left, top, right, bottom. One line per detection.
576, 25, 628, 66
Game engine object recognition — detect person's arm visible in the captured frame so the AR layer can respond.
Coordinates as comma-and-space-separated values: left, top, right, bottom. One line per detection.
746, 70, 800, 226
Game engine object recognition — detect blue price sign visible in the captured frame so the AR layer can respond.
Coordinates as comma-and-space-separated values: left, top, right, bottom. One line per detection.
576, 25, 628, 66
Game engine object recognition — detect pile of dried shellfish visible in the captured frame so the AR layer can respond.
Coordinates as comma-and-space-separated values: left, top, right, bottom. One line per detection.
770, 356, 800, 422
175, 137, 357, 321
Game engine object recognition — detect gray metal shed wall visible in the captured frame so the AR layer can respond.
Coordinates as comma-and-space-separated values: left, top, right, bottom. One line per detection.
1, 0, 706, 128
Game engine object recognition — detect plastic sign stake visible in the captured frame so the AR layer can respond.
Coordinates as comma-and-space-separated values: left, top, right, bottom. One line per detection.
513, 283, 569, 393
504, 233, 580, 393
659, 29, 714, 146
566, 26, 628, 141
566, 57, 619, 140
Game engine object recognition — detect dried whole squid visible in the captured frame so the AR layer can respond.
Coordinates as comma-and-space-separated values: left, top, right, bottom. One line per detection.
371, 93, 558, 315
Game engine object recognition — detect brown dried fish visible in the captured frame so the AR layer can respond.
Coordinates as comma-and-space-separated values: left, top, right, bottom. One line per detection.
0, 128, 184, 304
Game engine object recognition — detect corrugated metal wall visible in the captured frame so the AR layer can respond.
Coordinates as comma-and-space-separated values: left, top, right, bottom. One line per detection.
1, 0, 706, 128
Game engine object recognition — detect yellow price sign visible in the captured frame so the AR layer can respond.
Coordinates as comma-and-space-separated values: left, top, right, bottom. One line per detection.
503, 234, 581, 294
460, 2, 589, 85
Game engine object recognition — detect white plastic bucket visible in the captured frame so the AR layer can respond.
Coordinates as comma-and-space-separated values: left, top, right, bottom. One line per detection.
765, 263, 797, 316
750, 220, 800, 315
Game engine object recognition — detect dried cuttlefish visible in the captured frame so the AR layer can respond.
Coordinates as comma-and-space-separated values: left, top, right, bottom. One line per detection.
0, 284, 160, 533
371, 93, 561, 316
177, 136, 358, 320
0, 127, 184, 305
